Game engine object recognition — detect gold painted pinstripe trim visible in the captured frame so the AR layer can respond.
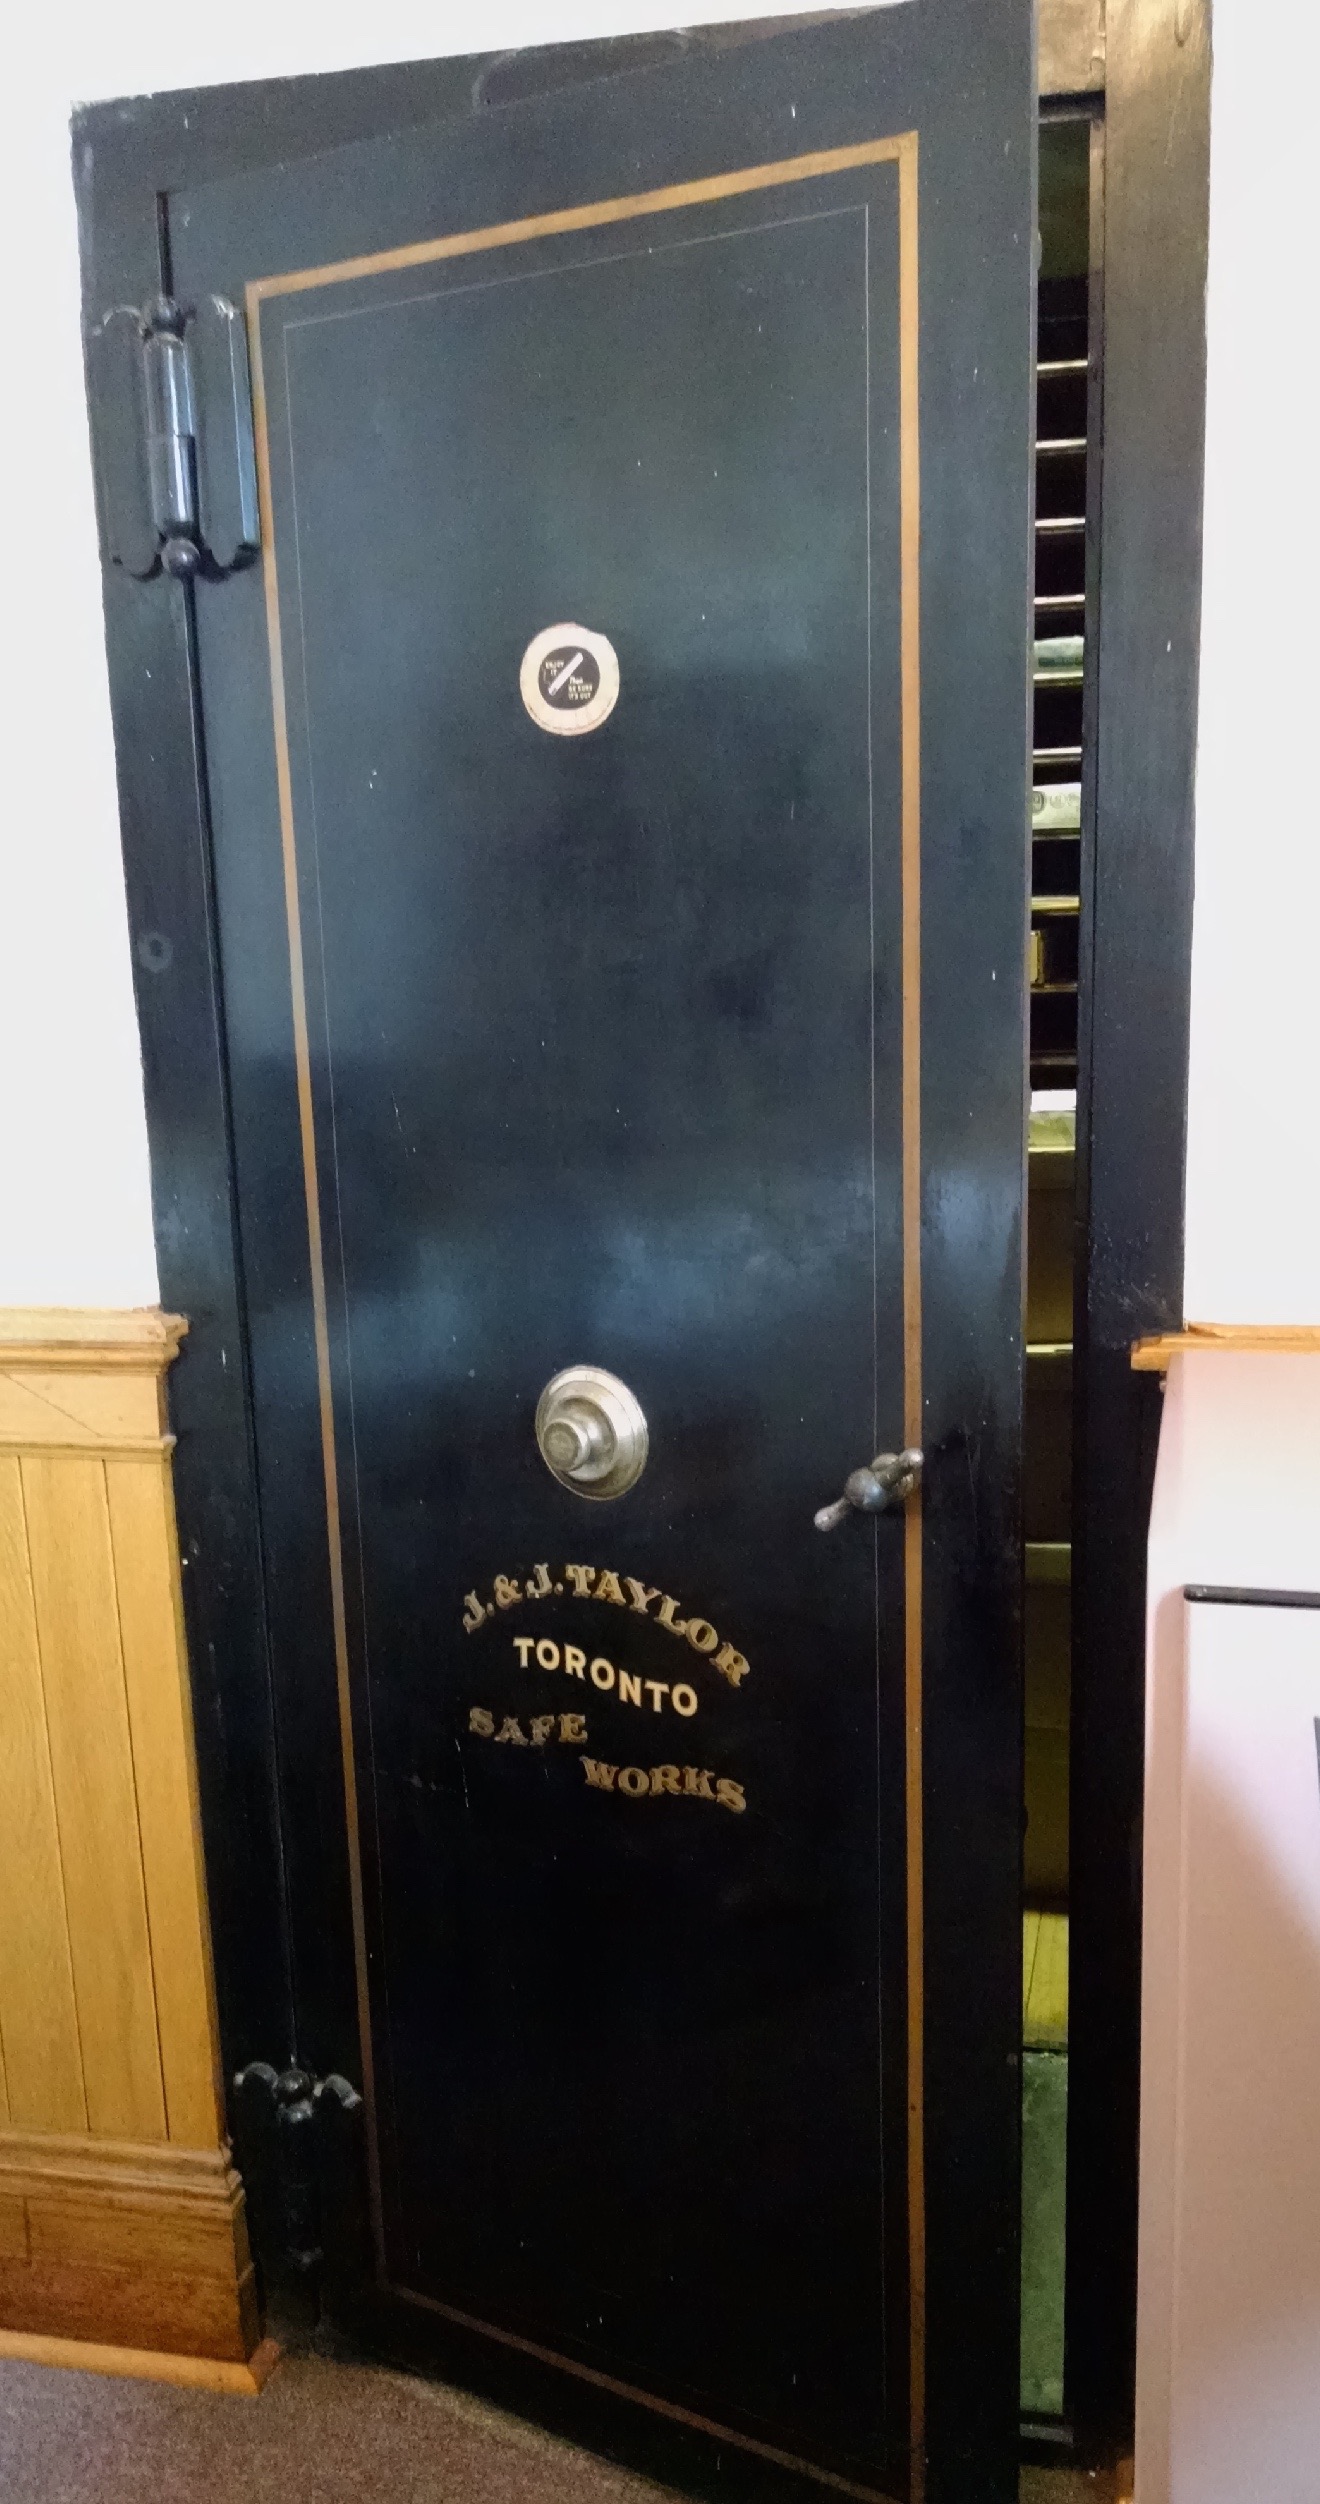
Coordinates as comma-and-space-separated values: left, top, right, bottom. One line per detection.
249, 138, 909, 303
248, 133, 925, 2500
397, 2281, 901, 2504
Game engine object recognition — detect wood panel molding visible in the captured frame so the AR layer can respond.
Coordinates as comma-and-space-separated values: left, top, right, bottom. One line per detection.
0, 1306, 189, 1357
0, 2130, 259, 2362
0, 2326, 279, 2393
0, 1308, 187, 1453
1132, 1323, 1320, 1371
0, 1306, 262, 2377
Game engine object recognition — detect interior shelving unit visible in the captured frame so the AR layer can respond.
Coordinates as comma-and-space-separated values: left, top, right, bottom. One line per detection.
1031, 271, 1088, 1091
1022, 121, 1093, 2434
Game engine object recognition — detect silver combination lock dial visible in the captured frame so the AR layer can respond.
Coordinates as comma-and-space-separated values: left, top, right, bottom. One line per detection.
535, 1366, 649, 1501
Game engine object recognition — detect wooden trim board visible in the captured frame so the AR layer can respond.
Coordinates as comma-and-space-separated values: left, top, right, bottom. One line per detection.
1132, 1324, 1320, 1371
0, 1310, 187, 1453
0, 1309, 188, 1358
0, 2327, 280, 2394
0, 2133, 260, 2363
0, 2130, 259, 2362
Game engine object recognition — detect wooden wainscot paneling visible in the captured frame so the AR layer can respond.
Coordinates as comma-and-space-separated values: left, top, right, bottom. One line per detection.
0, 1309, 269, 2388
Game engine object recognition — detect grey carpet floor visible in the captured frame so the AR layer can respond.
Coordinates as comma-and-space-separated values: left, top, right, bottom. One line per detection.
0, 2343, 1120, 2504
0, 2350, 667, 2504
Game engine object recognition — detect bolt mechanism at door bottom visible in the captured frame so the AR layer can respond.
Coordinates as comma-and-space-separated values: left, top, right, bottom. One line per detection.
814, 1448, 923, 1532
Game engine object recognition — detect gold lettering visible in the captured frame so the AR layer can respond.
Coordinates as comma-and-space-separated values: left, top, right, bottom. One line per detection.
468, 1706, 494, 1736
529, 1714, 556, 1747
574, 1752, 746, 1808
560, 1712, 587, 1743
464, 1568, 750, 1709
495, 1716, 528, 1745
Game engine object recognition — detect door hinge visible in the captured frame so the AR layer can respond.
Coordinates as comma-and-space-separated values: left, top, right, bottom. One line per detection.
232, 2061, 364, 2277
89, 293, 261, 582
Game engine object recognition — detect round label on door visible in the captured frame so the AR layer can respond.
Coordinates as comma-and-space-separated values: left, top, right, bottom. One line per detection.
519, 624, 620, 736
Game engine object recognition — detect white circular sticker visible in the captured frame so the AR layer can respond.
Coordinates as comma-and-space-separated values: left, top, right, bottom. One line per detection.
519, 623, 620, 737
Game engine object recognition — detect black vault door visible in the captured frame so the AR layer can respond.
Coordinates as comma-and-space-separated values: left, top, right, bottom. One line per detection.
266, 160, 907, 2476
173, 11, 1033, 2501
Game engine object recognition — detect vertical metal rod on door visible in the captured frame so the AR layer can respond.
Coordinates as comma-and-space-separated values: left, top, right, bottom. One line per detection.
897, 131, 926, 2504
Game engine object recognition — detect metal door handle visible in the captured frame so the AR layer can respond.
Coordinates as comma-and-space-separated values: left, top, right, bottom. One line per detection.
814, 1448, 923, 1532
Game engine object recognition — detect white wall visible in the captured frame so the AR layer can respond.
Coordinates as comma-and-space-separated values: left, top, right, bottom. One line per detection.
0, 0, 849, 1313
1137, 1351, 1320, 2504
1182, 0, 1320, 1323
2, 0, 1315, 1318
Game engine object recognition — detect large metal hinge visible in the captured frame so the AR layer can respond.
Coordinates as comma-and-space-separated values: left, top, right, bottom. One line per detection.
88, 293, 260, 582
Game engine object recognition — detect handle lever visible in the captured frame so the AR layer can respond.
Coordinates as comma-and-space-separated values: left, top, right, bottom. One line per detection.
814, 1448, 923, 1532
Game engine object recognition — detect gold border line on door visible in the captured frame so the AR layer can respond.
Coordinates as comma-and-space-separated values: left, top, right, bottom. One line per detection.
247, 132, 923, 2504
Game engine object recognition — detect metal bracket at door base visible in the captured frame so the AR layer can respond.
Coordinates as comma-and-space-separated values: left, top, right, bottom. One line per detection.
232, 2060, 363, 2276
88, 293, 261, 582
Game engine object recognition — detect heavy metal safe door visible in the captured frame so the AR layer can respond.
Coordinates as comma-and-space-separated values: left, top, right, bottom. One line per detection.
262, 146, 917, 2463
162, 11, 1033, 2500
